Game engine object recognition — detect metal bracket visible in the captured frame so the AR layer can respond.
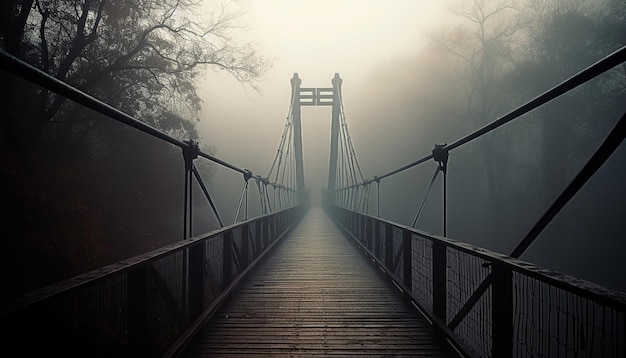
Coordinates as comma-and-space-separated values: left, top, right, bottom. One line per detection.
243, 169, 253, 183
182, 140, 200, 170
432, 144, 449, 173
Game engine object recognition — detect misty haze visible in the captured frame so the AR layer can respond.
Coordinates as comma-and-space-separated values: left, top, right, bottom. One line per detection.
1, 0, 625, 356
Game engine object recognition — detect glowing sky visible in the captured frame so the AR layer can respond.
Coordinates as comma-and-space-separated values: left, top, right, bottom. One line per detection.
199, 1, 446, 195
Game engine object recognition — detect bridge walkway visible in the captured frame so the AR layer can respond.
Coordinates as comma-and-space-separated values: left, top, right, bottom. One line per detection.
183, 207, 458, 357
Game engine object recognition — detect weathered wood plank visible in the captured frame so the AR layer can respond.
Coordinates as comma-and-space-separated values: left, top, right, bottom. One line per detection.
183, 207, 457, 357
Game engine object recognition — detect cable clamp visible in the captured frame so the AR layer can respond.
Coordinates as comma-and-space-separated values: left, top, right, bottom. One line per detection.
432, 144, 449, 172
243, 169, 252, 183
182, 140, 200, 169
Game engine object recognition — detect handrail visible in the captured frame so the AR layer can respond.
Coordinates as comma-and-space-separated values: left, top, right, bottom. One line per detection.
0, 49, 293, 191
329, 205, 626, 357
1, 205, 308, 356
336, 45, 626, 190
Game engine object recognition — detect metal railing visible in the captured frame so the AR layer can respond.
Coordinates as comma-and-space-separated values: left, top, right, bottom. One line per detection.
0, 205, 307, 357
329, 205, 626, 358
0, 48, 309, 356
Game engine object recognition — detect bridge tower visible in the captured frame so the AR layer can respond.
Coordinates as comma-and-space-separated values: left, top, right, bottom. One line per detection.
290, 74, 306, 195
289, 73, 343, 196
327, 73, 342, 192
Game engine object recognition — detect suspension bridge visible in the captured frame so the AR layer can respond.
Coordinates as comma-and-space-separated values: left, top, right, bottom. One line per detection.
1, 46, 626, 357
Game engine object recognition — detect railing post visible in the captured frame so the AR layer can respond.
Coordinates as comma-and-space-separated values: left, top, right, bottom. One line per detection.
432, 241, 447, 323
366, 218, 373, 251
351, 211, 355, 235
402, 230, 412, 290
264, 217, 271, 247
128, 265, 147, 357
374, 219, 381, 259
222, 231, 232, 289
241, 224, 249, 269
182, 140, 199, 240
359, 214, 365, 244
385, 224, 393, 269
255, 219, 262, 255
492, 262, 513, 358
189, 242, 205, 320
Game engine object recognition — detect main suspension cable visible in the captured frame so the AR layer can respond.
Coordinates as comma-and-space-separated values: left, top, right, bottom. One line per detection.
339, 45, 626, 190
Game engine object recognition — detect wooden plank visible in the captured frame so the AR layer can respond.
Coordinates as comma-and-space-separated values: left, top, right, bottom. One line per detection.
183, 208, 457, 357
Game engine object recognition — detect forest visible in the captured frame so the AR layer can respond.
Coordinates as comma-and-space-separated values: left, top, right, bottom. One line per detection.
0, 0, 625, 303
349, 0, 626, 291
0, 0, 268, 301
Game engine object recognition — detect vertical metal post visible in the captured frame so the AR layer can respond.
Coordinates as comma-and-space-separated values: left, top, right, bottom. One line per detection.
265, 216, 272, 245
245, 181, 248, 220
402, 230, 412, 290
432, 144, 449, 237
328, 73, 342, 192
183, 166, 190, 240
222, 231, 232, 290
492, 263, 513, 358
443, 169, 447, 237
374, 219, 381, 259
189, 242, 205, 319
375, 177, 380, 218
366, 217, 373, 251
359, 214, 364, 244
182, 141, 199, 240
432, 241, 447, 323
385, 224, 394, 269
241, 224, 249, 268
255, 219, 262, 254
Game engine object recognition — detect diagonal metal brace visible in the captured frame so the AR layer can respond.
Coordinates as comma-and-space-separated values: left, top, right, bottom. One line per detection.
192, 164, 224, 227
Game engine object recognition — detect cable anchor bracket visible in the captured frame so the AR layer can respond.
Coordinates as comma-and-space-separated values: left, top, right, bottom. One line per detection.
182, 140, 200, 170
243, 169, 253, 183
432, 144, 449, 173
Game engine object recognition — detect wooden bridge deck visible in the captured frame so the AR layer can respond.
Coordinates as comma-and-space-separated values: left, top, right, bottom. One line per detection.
183, 207, 457, 357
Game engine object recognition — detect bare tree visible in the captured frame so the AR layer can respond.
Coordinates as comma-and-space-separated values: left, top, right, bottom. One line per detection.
428, 0, 525, 244
1, 0, 270, 147
0, 0, 268, 298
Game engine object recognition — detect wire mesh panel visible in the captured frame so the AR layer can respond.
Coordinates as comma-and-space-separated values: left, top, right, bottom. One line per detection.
146, 251, 186, 356
55, 274, 130, 354
446, 247, 493, 357
412, 233, 434, 313
391, 227, 404, 279
204, 236, 223, 304
512, 271, 626, 357
329, 206, 626, 358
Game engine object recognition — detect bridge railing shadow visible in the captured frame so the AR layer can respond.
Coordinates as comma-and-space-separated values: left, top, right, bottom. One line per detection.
328, 205, 626, 358
1, 205, 307, 356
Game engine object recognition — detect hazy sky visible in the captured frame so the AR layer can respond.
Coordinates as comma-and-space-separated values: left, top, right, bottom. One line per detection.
199, 1, 446, 193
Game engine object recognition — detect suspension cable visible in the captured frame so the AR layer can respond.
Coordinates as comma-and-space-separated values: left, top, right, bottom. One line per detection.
0, 49, 295, 193
337, 45, 626, 191
338, 91, 365, 182
267, 117, 291, 179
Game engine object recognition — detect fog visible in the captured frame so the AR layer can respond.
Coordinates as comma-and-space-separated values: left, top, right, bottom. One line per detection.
196, 0, 626, 292
2, 0, 624, 300
197, 0, 446, 219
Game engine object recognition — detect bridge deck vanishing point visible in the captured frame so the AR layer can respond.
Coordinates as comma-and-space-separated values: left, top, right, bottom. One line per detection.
183, 207, 458, 357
